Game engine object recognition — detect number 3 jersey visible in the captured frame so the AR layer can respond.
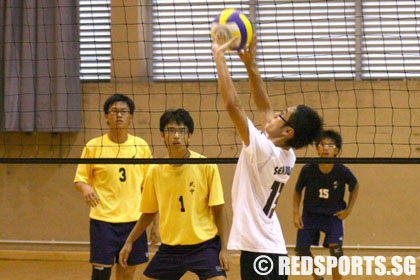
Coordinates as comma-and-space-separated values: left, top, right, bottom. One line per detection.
74, 134, 151, 223
295, 163, 357, 215
228, 119, 296, 254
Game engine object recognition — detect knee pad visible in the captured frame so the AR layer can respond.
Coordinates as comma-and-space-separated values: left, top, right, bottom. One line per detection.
329, 245, 343, 258
295, 247, 312, 257
92, 265, 111, 280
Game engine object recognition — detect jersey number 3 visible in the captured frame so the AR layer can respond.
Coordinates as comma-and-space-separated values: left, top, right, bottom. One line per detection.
263, 181, 285, 218
119, 167, 126, 182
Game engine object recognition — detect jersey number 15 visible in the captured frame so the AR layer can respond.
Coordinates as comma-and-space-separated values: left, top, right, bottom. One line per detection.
319, 188, 329, 199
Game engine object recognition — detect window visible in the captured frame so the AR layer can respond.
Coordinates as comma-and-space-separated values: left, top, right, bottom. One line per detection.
362, 0, 420, 78
256, 0, 355, 79
152, 0, 420, 80
79, 0, 111, 80
152, 0, 251, 80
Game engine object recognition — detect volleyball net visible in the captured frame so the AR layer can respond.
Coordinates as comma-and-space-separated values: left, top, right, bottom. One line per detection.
1, 0, 420, 164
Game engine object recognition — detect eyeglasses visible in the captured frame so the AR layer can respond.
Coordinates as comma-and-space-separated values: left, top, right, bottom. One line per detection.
278, 110, 295, 129
165, 127, 188, 135
108, 110, 130, 116
317, 143, 337, 149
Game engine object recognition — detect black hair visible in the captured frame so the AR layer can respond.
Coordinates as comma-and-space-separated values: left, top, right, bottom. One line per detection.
103, 94, 135, 115
316, 129, 343, 151
159, 109, 194, 134
285, 105, 323, 149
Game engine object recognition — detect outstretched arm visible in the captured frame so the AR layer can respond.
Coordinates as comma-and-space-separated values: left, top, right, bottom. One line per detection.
293, 190, 304, 229
148, 213, 160, 245
213, 37, 250, 146
237, 35, 274, 129
213, 204, 230, 271
119, 212, 157, 267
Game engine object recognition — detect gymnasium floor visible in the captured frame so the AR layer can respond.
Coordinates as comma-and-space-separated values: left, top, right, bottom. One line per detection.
0, 258, 419, 279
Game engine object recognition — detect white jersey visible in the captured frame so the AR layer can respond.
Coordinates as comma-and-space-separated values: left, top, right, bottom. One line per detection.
228, 119, 296, 254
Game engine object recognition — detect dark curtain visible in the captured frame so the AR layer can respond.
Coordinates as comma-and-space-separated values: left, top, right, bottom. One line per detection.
0, 0, 81, 132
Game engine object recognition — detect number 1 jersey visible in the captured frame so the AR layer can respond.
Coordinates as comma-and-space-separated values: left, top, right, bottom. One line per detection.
228, 119, 296, 254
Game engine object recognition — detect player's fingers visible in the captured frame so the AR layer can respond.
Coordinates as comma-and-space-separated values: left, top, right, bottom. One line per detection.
93, 193, 100, 204
222, 36, 240, 50
91, 195, 99, 207
251, 33, 257, 44
85, 196, 95, 207
220, 257, 230, 271
90, 198, 97, 207
223, 261, 230, 271
250, 34, 257, 52
120, 250, 128, 267
149, 233, 158, 245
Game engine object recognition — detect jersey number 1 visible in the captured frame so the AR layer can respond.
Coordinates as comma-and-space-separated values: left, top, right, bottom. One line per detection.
179, 196, 185, 212
263, 181, 285, 218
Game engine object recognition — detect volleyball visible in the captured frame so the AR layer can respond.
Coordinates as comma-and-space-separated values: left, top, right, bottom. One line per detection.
211, 9, 253, 50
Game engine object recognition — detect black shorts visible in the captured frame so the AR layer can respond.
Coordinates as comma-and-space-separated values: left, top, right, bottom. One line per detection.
240, 251, 288, 280
296, 212, 343, 248
144, 236, 226, 280
90, 219, 148, 266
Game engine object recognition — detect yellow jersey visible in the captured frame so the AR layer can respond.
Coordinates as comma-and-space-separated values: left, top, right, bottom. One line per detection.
74, 134, 151, 223
141, 151, 224, 245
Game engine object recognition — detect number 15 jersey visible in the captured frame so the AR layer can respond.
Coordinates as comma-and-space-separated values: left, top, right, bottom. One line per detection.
228, 119, 296, 254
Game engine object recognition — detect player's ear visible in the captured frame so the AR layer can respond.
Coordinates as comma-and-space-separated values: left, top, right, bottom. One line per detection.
334, 147, 340, 157
105, 114, 109, 126
283, 127, 294, 138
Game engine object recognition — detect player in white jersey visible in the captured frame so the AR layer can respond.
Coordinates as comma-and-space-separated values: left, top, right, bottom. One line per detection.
213, 35, 323, 279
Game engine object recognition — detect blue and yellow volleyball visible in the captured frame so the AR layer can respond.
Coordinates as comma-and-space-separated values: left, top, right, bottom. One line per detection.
211, 9, 253, 50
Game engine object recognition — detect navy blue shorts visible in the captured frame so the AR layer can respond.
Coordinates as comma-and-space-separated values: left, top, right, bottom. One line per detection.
296, 212, 343, 248
144, 235, 226, 280
240, 251, 288, 280
90, 219, 148, 266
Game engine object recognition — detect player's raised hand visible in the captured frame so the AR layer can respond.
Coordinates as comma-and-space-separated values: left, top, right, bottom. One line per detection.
237, 34, 257, 65
119, 242, 133, 268
212, 36, 240, 58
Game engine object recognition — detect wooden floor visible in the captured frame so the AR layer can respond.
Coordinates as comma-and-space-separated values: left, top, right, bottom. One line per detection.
0, 259, 419, 280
